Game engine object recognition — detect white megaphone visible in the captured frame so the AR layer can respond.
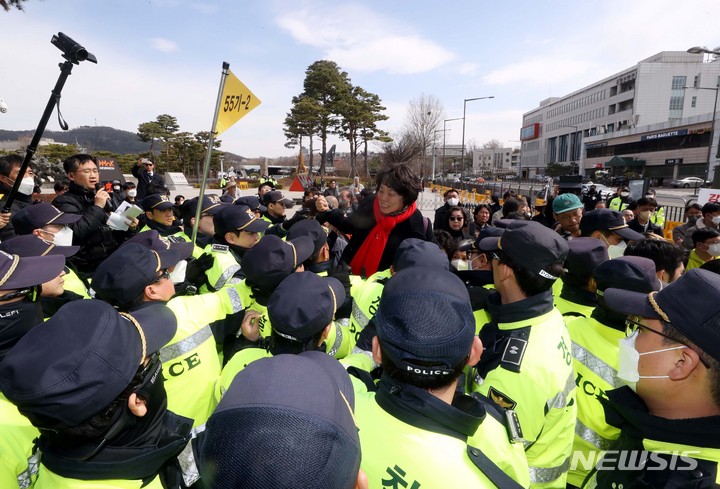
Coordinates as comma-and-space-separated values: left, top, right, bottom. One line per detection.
0, 99, 7, 113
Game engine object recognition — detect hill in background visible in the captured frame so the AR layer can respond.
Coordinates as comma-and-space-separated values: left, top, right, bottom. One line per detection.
0, 126, 149, 154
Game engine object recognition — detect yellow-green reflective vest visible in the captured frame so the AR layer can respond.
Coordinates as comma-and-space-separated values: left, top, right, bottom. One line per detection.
564, 315, 623, 487
554, 294, 595, 320
354, 390, 531, 488
349, 269, 391, 337
201, 243, 242, 293
162, 284, 248, 426
215, 347, 272, 403
34, 467, 163, 489
62, 268, 90, 299
166, 230, 206, 259
0, 394, 39, 489
584, 438, 720, 488
470, 307, 577, 488
608, 197, 629, 212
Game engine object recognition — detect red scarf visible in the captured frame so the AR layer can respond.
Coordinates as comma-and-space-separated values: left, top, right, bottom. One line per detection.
350, 199, 417, 276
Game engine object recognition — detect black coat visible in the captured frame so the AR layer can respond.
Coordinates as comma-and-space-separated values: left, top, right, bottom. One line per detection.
52, 182, 121, 274
320, 195, 434, 276
131, 165, 166, 201
0, 182, 32, 241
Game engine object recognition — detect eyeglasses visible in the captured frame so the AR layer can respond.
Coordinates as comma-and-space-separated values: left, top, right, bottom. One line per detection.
76, 169, 99, 175
449, 216, 464, 222
143, 163, 154, 167
625, 317, 711, 368
491, 252, 500, 261
152, 269, 171, 283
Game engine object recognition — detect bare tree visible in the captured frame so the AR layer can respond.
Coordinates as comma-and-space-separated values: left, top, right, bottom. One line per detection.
403, 94, 445, 177
482, 138, 504, 150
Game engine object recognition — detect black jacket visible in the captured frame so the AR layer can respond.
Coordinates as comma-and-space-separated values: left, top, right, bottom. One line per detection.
132, 165, 166, 201
0, 182, 32, 241
627, 217, 663, 237
52, 182, 119, 274
319, 195, 434, 276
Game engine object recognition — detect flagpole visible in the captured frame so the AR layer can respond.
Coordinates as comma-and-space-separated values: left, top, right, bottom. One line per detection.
192, 61, 230, 246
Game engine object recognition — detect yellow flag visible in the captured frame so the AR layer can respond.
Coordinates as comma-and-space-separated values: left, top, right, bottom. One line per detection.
214, 69, 261, 135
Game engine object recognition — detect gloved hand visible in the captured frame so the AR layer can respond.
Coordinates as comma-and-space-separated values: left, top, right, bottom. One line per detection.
185, 252, 214, 289
281, 210, 308, 232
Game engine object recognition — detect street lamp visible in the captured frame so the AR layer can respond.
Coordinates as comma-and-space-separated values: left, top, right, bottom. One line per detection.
461, 96, 494, 180
685, 45, 720, 184
431, 128, 450, 180
443, 117, 463, 178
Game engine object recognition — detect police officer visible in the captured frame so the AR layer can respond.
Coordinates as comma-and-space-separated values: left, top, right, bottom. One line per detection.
607, 186, 632, 211
202, 204, 269, 292
92, 243, 250, 426
352, 267, 530, 488
347, 238, 451, 369
10, 202, 90, 298
215, 271, 345, 401
579, 209, 645, 259
177, 194, 225, 252
586, 269, 720, 487
0, 250, 65, 487
261, 190, 294, 225
473, 220, 576, 488
0, 300, 193, 488
0, 235, 84, 318
287, 218, 356, 357
555, 238, 608, 319
138, 193, 182, 237
201, 351, 364, 488
564, 256, 660, 487
231, 235, 315, 341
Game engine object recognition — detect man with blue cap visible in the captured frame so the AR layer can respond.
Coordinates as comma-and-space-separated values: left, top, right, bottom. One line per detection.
583, 269, 720, 487
200, 351, 365, 489
352, 267, 530, 488
215, 271, 345, 401
472, 219, 576, 488
0, 250, 66, 487
564, 256, 660, 487
0, 300, 196, 488
92, 243, 250, 427
138, 193, 182, 237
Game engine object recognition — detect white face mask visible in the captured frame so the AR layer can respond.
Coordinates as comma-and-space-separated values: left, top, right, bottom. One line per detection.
127, 189, 137, 198
708, 243, 720, 256
45, 226, 74, 247
447, 197, 460, 207
639, 210, 652, 221
617, 330, 686, 391
607, 240, 627, 259
169, 259, 187, 284
712, 216, 720, 226
620, 192, 629, 198
451, 259, 469, 271
18, 177, 34, 196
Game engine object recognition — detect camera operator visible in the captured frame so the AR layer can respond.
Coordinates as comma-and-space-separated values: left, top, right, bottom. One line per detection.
52, 154, 138, 276
0, 154, 36, 241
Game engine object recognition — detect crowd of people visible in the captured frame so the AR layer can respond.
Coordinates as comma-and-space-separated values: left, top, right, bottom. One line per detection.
0, 152, 719, 488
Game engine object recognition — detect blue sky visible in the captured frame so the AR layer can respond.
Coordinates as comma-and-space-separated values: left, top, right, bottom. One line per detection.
1, 0, 718, 159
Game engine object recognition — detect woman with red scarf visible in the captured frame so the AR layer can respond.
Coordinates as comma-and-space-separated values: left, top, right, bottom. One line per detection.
315, 164, 433, 277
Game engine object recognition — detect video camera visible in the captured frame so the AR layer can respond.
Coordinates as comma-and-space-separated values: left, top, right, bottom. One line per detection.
51, 32, 97, 64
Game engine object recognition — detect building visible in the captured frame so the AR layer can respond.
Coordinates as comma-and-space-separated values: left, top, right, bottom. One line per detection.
472, 147, 516, 176
519, 51, 720, 181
